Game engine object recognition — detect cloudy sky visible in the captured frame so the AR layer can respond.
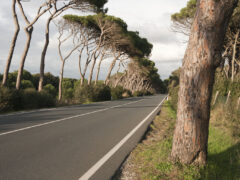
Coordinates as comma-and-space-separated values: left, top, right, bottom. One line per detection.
0, 0, 188, 80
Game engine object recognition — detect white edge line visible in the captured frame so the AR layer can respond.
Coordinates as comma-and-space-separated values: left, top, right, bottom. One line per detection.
0, 99, 144, 137
0, 97, 141, 117
0, 108, 58, 117
79, 96, 167, 180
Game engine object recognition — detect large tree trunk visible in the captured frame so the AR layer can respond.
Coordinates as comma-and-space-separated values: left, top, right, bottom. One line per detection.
2, 0, 20, 86
80, 56, 91, 86
104, 56, 118, 85
95, 59, 102, 85
95, 53, 105, 85
171, 0, 237, 165
114, 73, 126, 88
58, 61, 65, 101
38, 17, 52, 91
88, 54, 97, 86
16, 28, 33, 90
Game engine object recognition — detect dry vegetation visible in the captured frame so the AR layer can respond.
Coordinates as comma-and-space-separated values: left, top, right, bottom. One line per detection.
118, 99, 240, 180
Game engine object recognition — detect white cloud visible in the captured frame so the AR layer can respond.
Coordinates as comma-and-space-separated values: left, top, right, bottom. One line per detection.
0, 0, 189, 80
151, 43, 186, 62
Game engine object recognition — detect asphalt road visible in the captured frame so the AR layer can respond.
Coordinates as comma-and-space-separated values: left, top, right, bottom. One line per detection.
0, 94, 166, 180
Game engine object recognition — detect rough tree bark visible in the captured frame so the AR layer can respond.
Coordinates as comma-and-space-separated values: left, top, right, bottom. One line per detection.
88, 50, 100, 85
171, 0, 238, 165
38, 17, 52, 91
104, 53, 121, 85
38, 3, 71, 92
95, 50, 106, 85
58, 61, 65, 101
2, 0, 20, 86
16, 27, 33, 90
57, 27, 80, 101
15, 0, 51, 90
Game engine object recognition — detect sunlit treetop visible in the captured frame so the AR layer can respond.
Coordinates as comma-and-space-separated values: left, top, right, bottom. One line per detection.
63, 13, 127, 34
63, 14, 152, 58
74, 0, 108, 12
126, 31, 153, 58
171, 0, 197, 22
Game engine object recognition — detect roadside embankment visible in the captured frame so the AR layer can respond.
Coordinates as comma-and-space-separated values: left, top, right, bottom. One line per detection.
117, 100, 240, 180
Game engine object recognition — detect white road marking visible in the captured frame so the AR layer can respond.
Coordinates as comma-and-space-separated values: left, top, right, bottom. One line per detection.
0, 97, 139, 117
0, 99, 144, 137
0, 108, 57, 117
79, 96, 167, 180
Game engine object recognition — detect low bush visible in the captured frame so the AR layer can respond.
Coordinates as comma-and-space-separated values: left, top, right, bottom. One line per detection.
21, 88, 56, 109
0, 87, 21, 112
63, 88, 74, 100
168, 85, 179, 111
143, 90, 154, 96
21, 80, 34, 89
43, 84, 57, 97
122, 89, 132, 98
74, 84, 111, 103
132, 90, 154, 97
38, 90, 56, 107
133, 90, 144, 97
94, 84, 111, 101
74, 84, 95, 103
0, 87, 55, 113
21, 88, 41, 109
111, 86, 124, 100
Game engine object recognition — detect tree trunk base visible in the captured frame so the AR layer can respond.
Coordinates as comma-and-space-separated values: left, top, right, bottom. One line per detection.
170, 150, 207, 165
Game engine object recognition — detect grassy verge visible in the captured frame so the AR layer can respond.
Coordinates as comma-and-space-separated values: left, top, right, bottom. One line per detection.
119, 101, 240, 180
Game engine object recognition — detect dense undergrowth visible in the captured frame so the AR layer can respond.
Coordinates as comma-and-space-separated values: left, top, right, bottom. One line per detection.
0, 84, 153, 113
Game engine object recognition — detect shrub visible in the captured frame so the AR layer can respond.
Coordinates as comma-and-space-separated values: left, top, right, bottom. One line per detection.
74, 84, 95, 103
74, 84, 111, 103
21, 80, 34, 89
229, 81, 240, 97
21, 88, 56, 109
168, 85, 179, 111
21, 88, 40, 109
94, 84, 111, 101
111, 86, 124, 100
0, 87, 21, 112
133, 91, 144, 97
43, 84, 57, 97
122, 90, 132, 98
38, 90, 56, 107
143, 90, 153, 96
63, 88, 74, 100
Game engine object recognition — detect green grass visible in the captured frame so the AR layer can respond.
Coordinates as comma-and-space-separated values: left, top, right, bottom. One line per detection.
121, 101, 240, 180
200, 127, 240, 180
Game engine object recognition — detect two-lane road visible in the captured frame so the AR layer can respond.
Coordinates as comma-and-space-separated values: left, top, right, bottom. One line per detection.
0, 94, 166, 180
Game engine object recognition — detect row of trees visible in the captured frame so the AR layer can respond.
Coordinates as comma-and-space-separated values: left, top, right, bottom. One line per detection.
1, 0, 164, 103
56, 13, 153, 100
2, 0, 107, 90
110, 58, 166, 94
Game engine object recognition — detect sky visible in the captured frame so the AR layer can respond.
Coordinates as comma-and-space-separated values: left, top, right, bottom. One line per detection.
0, 0, 188, 80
